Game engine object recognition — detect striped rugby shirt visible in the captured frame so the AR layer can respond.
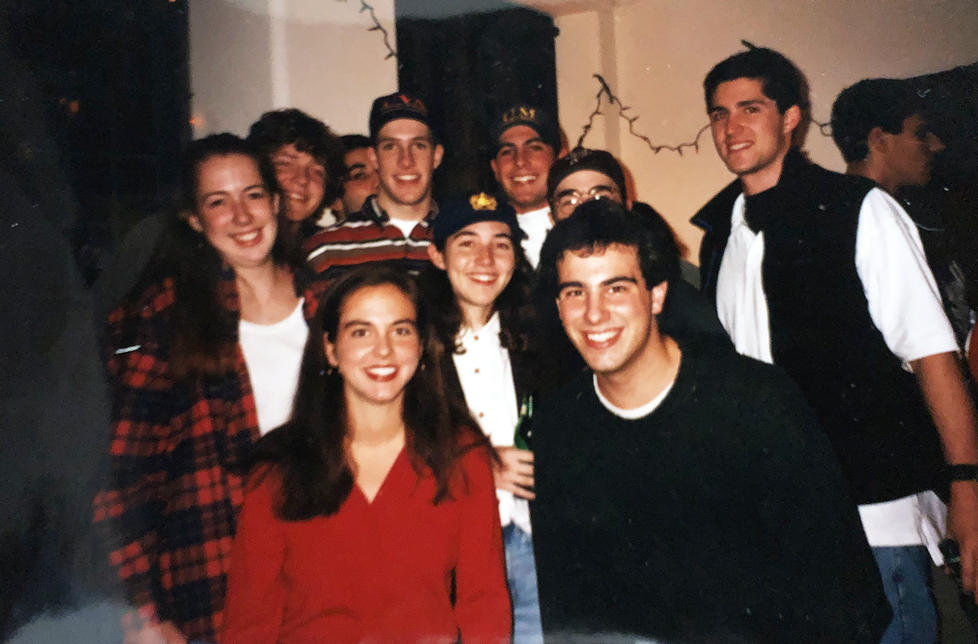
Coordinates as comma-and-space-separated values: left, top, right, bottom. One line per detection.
303, 195, 435, 279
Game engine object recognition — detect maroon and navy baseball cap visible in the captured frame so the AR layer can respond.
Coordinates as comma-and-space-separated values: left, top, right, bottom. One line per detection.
369, 92, 432, 142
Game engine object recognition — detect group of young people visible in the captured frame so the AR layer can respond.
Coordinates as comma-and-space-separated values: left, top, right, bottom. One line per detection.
93, 44, 978, 644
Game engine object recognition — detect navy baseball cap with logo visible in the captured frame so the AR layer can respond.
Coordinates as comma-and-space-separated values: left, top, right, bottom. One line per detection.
490, 104, 561, 154
369, 92, 432, 142
432, 192, 526, 245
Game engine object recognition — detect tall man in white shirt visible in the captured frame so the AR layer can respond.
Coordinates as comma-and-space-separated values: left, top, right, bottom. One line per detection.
489, 105, 562, 267
692, 46, 978, 644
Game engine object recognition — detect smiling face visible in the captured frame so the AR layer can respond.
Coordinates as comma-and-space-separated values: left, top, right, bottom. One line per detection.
369, 118, 443, 212
708, 77, 800, 195
325, 283, 422, 409
187, 153, 278, 270
556, 244, 666, 381
270, 143, 326, 222
491, 124, 557, 213
428, 220, 516, 328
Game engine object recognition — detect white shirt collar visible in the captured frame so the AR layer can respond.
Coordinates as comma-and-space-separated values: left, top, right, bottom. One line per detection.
458, 311, 501, 346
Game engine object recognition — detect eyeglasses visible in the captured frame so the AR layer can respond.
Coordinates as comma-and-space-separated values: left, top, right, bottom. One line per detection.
554, 185, 620, 217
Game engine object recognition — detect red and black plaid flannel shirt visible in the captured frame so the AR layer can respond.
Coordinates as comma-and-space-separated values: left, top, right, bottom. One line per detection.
93, 270, 325, 642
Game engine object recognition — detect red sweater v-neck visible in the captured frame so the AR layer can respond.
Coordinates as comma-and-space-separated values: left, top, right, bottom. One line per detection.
222, 446, 511, 643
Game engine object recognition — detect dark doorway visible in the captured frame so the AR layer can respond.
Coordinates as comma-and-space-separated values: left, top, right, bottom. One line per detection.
395, 2, 558, 200
2, 0, 191, 284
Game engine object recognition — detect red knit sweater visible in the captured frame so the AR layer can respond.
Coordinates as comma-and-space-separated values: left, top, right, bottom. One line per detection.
222, 445, 511, 643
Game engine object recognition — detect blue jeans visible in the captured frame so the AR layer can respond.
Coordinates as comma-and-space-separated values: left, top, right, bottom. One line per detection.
873, 545, 937, 644
503, 523, 543, 643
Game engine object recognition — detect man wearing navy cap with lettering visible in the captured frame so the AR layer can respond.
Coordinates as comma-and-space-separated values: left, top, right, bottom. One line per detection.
490, 105, 563, 267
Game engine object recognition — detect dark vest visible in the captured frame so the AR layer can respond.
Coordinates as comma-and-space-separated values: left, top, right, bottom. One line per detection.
692, 150, 946, 504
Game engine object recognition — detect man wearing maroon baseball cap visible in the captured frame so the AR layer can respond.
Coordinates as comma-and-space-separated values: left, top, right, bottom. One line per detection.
305, 92, 443, 279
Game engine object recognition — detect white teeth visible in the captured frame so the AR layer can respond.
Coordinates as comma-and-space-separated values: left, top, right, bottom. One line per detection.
470, 274, 497, 283
367, 366, 396, 377
586, 330, 617, 343
729, 142, 750, 151
513, 175, 536, 184
235, 231, 260, 242
396, 174, 420, 181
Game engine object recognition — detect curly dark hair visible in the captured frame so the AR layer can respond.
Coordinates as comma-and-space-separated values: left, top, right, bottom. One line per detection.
537, 199, 680, 302
247, 108, 347, 205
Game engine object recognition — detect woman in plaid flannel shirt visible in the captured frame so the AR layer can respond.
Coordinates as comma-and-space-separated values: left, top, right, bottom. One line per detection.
94, 134, 325, 644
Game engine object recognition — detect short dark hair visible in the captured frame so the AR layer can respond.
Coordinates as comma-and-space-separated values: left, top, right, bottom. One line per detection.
831, 79, 924, 163
538, 199, 680, 302
247, 108, 347, 204
704, 47, 811, 145
340, 134, 372, 154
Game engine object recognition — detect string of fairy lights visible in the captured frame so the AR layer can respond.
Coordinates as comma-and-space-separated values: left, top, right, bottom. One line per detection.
347, 11, 832, 155
358, 0, 397, 60
575, 73, 711, 155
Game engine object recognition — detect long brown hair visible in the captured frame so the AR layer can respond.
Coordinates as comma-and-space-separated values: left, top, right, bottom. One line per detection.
251, 265, 487, 520
139, 133, 299, 380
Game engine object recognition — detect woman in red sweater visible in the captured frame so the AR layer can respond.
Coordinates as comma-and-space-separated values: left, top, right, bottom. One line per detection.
222, 266, 511, 643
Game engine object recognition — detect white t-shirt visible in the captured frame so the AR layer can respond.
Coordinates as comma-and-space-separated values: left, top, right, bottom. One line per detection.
716, 187, 957, 562
516, 205, 553, 268
315, 208, 338, 229
238, 298, 309, 436
453, 313, 530, 534
594, 376, 675, 420
388, 216, 422, 239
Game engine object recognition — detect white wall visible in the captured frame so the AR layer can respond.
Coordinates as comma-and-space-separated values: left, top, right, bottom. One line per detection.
553, 0, 978, 260
189, 0, 398, 138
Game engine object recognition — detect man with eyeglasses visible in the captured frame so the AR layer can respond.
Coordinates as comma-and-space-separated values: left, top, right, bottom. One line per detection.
547, 147, 626, 222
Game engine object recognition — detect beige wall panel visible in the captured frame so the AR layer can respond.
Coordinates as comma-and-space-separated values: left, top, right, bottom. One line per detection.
555, 0, 978, 261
